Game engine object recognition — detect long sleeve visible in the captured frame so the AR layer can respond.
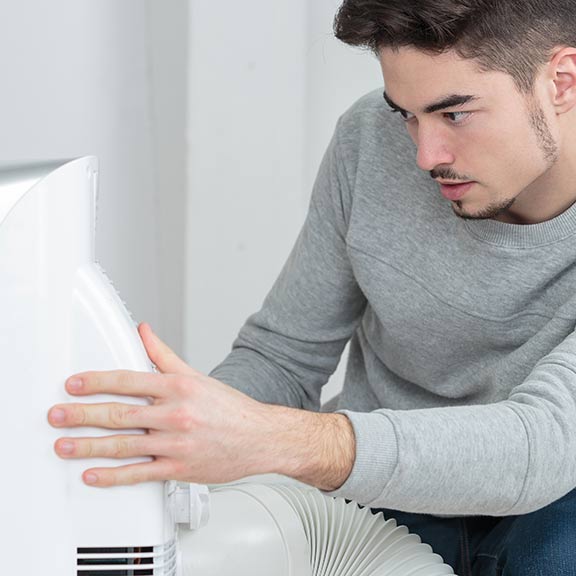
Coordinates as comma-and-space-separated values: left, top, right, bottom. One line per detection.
329, 335, 576, 516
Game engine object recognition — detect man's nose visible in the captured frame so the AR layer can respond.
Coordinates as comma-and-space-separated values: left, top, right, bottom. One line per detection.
415, 125, 455, 171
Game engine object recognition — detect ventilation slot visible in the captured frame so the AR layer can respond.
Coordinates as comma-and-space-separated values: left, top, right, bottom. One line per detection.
77, 539, 177, 576
78, 548, 155, 555
77, 571, 153, 576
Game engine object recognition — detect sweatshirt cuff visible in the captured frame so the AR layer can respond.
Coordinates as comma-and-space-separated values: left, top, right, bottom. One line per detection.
323, 410, 398, 505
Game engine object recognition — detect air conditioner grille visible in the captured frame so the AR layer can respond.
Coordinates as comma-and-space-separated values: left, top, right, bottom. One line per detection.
76, 539, 176, 576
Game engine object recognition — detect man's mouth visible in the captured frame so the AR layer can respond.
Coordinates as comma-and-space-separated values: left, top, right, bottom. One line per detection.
437, 180, 475, 202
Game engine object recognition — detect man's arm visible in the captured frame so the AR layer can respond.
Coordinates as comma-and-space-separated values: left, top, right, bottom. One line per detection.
49, 323, 356, 490
49, 317, 576, 518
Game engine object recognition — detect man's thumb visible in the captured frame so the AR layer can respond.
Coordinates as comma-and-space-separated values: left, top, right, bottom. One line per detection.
138, 322, 198, 376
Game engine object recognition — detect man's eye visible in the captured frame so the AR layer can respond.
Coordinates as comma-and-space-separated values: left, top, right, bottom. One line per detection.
445, 111, 471, 124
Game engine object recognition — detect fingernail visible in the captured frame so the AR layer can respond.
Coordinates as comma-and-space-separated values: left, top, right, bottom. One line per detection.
84, 473, 98, 485
59, 441, 74, 455
67, 378, 83, 392
50, 408, 66, 424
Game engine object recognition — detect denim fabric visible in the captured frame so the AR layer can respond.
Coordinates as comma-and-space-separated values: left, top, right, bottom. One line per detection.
372, 488, 576, 575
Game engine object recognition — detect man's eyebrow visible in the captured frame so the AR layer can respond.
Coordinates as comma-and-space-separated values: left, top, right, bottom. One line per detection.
383, 90, 479, 114
383, 90, 407, 113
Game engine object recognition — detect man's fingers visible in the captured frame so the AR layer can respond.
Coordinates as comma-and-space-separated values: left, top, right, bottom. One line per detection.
138, 322, 198, 376
54, 433, 162, 460
48, 402, 153, 429
64, 369, 168, 399
81, 459, 177, 487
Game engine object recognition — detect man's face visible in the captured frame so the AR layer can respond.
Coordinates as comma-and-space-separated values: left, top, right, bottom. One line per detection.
379, 47, 560, 222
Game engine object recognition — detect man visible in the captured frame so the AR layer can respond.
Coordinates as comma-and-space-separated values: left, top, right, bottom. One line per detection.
49, 1, 576, 573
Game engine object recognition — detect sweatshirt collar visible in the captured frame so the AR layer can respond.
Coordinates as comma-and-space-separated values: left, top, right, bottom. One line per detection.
462, 200, 576, 248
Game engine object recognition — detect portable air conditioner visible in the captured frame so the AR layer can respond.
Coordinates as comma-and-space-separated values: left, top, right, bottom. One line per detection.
0, 157, 456, 576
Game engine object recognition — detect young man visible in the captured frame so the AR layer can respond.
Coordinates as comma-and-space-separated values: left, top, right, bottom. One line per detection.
49, 1, 576, 573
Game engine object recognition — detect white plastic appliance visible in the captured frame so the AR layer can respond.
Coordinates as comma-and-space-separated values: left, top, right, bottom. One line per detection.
0, 157, 456, 576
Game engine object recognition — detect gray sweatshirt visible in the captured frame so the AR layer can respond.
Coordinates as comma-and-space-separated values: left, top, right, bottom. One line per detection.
210, 89, 576, 516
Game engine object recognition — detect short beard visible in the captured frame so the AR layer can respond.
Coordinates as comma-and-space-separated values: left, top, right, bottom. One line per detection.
452, 196, 516, 220
451, 95, 559, 221
528, 98, 559, 165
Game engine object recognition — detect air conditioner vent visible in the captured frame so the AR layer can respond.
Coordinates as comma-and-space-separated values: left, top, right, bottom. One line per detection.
76, 539, 177, 576
78, 558, 154, 566
78, 547, 155, 554
77, 570, 153, 576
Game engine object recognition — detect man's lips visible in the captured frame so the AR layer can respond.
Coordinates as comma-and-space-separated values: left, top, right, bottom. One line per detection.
437, 180, 475, 202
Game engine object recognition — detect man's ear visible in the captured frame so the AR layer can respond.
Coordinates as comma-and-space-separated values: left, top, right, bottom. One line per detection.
549, 47, 576, 114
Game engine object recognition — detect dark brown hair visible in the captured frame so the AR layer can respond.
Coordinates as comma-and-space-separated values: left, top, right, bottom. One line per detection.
334, 0, 576, 93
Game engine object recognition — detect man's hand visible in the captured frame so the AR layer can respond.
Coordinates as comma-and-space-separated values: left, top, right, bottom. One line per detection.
48, 323, 355, 490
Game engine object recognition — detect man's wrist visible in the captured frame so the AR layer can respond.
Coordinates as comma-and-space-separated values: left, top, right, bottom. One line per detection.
264, 406, 356, 491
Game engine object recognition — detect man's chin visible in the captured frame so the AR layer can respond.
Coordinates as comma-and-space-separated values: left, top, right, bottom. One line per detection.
451, 197, 516, 221
452, 205, 496, 221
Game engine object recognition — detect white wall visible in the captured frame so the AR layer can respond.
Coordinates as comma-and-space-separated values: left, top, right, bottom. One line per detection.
184, 0, 381, 402
145, 0, 189, 354
185, 0, 309, 371
0, 0, 188, 355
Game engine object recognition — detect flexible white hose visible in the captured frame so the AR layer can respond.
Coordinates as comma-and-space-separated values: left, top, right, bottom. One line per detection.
179, 483, 456, 576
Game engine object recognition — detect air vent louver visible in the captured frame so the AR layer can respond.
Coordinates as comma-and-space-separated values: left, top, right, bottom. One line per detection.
77, 540, 177, 575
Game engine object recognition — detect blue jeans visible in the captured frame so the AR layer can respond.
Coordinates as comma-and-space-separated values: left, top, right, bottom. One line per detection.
372, 488, 576, 575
